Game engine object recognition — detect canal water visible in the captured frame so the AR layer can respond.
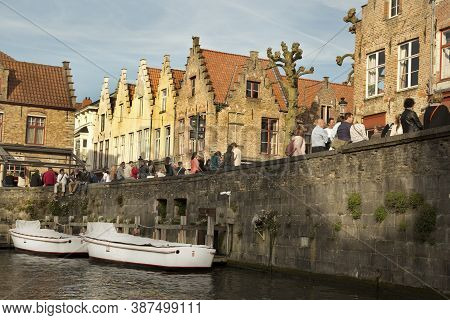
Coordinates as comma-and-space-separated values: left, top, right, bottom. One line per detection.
0, 251, 439, 299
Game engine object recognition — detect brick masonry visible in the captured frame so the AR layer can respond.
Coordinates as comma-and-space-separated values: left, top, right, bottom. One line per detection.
1, 125, 449, 294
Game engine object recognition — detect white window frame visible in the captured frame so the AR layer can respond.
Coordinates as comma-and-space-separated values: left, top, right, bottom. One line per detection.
161, 89, 167, 112
144, 128, 150, 160
138, 97, 143, 117
441, 29, 450, 80
178, 119, 185, 156
120, 135, 125, 164
397, 39, 419, 91
389, 0, 399, 19
114, 136, 119, 165
128, 132, 134, 162
164, 126, 171, 157
154, 129, 161, 159
366, 49, 385, 98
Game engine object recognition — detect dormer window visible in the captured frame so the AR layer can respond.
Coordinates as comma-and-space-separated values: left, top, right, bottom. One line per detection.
389, 0, 400, 18
246, 81, 259, 98
190, 76, 196, 97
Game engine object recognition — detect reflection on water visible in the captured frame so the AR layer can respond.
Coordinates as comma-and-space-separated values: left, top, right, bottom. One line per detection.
0, 251, 439, 300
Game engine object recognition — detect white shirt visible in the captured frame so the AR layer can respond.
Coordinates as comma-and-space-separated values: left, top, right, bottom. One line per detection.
156, 172, 166, 178
291, 136, 305, 156
17, 177, 26, 187
102, 172, 111, 183
390, 124, 403, 136
124, 165, 132, 178
350, 124, 369, 143
324, 127, 335, 140
57, 173, 68, 184
233, 147, 242, 166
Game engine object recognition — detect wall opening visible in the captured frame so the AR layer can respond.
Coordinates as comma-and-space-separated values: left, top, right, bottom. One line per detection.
156, 199, 167, 220
174, 198, 187, 217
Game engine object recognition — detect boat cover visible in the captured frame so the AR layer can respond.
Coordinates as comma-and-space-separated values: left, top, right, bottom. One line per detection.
85, 222, 201, 248
12, 220, 70, 239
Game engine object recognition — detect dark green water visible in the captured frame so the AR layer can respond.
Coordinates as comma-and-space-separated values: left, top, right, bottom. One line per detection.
0, 250, 440, 299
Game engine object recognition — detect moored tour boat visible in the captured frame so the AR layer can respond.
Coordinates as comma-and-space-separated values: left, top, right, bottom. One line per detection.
9, 220, 88, 256
83, 222, 216, 269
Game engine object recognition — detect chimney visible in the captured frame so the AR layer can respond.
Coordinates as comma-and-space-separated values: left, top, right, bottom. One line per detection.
82, 97, 92, 107
192, 36, 200, 54
139, 58, 147, 67
250, 51, 259, 60
323, 76, 329, 88
62, 61, 76, 107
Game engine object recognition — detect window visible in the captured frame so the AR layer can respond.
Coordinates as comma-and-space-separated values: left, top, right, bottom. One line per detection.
0, 113, 3, 142
366, 50, 385, 97
75, 139, 81, 157
178, 119, 185, 155
100, 114, 105, 132
104, 140, 109, 168
227, 112, 244, 146
114, 137, 119, 165
246, 81, 259, 98
99, 141, 103, 168
441, 29, 450, 80
119, 104, 124, 122
165, 126, 171, 157
190, 76, 196, 96
260, 118, 278, 155
82, 139, 87, 148
128, 132, 134, 161
320, 105, 333, 123
120, 135, 125, 163
26, 116, 45, 145
398, 39, 419, 90
161, 89, 167, 112
138, 97, 143, 117
144, 128, 150, 159
154, 129, 161, 159
137, 130, 144, 159
389, 0, 399, 18
93, 143, 98, 169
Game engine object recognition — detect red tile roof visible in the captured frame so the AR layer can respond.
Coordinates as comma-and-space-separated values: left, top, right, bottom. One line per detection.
147, 67, 161, 97
200, 49, 287, 111
171, 69, 185, 90
297, 78, 354, 112
0, 51, 72, 109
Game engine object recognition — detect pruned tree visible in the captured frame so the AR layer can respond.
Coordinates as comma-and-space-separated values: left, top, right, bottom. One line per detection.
267, 41, 314, 147
336, 8, 359, 85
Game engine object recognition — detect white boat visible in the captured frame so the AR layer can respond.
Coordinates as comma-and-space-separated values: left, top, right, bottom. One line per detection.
9, 220, 88, 256
83, 222, 216, 269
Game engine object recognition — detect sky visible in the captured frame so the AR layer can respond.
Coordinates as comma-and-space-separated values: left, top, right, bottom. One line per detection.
0, 0, 367, 102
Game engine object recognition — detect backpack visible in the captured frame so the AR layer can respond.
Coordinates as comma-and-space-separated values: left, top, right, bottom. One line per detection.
285, 139, 295, 156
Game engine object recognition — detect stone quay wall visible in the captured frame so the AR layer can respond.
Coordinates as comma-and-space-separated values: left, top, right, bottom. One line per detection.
1, 126, 449, 294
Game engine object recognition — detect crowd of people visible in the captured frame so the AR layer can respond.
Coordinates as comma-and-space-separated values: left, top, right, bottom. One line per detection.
297, 98, 449, 154
2, 98, 449, 193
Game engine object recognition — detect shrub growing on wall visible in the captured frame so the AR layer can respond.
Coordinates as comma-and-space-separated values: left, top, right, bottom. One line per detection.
408, 193, 425, 209
375, 206, 388, 223
385, 192, 408, 214
347, 193, 362, 220
414, 203, 437, 242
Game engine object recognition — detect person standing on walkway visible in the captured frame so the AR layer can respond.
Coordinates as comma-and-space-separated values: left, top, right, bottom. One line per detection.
210, 151, 221, 170
117, 162, 125, 181
350, 122, 369, 143
337, 113, 354, 142
291, 127, 306, 156
222, 145, 234, 170
311, 119, 329, 153
401, 98, 423, 133
176, 162, 186, 175
389, 114, 403, 137
164, 157, 175, 176
190, 152, 202, 174
231, 143, 241, 166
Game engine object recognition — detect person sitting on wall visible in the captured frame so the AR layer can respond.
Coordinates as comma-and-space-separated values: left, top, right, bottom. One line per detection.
116, 162, 125, 181
30, 170, 42, 187
54, 168, 69, 196
2, 172, 15, 187
176, 162, 186, 176
42, 167, 56, 187
400, 98, 423, 133
17, 172, 27, 187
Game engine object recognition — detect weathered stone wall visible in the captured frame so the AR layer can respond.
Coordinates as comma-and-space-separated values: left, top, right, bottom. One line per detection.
1, 126, 449, 294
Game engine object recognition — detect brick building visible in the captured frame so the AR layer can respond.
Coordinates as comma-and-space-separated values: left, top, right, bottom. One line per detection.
353, 0, 449, 131
0, 51, 78, 184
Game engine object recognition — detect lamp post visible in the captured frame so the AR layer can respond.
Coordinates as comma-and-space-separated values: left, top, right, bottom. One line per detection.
338, 97, 348, 117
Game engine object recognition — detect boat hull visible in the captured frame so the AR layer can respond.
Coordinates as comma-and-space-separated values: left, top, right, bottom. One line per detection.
10, 231, 88, 256
84, 237, 215, 269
